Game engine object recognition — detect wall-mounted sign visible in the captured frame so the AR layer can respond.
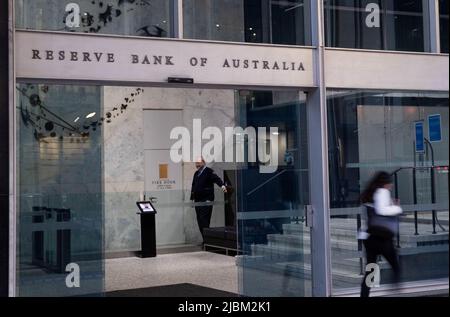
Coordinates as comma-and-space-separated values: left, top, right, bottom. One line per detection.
428, 114, 442, 143
415, 121, 425, 153
16, 31, 314, 88
152, 163, 176, 190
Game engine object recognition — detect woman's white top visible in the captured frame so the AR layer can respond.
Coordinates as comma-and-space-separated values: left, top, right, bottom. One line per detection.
373, 188, 403, 216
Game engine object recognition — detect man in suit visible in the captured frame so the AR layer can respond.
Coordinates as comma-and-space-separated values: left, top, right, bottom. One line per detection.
190, 158, 227, 243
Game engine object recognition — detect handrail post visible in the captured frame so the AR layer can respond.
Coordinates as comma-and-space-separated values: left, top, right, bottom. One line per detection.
413, 168, 419, 235
425, 138, 437, 235
431, 166, 437, 234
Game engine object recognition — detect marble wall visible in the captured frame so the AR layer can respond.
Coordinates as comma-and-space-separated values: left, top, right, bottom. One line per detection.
103, 87, 236, 252
358, 104, 450, 205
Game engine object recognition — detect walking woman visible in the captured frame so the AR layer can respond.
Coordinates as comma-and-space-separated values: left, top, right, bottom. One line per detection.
360, 171, 403, 297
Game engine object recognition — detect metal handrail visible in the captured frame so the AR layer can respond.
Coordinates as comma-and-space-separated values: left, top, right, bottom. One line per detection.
330, 204, 449, 216
331, 202, 448, 276
392, 165, 449, 238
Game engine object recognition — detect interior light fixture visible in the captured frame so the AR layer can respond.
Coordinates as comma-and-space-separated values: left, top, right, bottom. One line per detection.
86, 112, 96, 119
74, 117, 80, 123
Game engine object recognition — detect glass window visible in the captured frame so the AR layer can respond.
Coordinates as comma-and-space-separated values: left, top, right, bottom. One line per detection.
15, 84, 311, 296
16, 83, 104, 296
440, 0, 449, 53
327, 90, 449, 294
325, 0, 428, 52
15, 0, 173, 38
183, 0, 311, 46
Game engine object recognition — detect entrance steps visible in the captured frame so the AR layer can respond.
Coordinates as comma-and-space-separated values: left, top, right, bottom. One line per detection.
237, 216, 448, 290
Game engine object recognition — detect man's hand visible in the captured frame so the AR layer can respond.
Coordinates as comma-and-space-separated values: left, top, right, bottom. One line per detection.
221, 185, 228, 193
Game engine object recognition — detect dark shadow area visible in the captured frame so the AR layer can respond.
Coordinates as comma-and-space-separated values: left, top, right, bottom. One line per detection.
106, 283, 240, 297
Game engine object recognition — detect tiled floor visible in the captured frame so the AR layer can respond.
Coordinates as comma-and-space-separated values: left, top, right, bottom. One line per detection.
105, 251, 238, 294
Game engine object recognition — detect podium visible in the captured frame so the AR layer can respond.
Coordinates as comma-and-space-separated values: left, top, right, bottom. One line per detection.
138, 212, 157, 257
136, 201, 157, 258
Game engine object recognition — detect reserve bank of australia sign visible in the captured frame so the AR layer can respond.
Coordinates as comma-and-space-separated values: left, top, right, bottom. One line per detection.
16, 31, 314, 88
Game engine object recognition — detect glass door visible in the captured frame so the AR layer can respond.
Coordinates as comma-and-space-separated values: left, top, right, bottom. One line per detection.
235, 90, 312, 297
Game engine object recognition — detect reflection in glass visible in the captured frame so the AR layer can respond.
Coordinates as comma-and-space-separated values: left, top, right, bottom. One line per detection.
15, 0, 173, 38
183, 0, 311, 45
16, 84, 104, 296
324, 0, 428, 52
327, 90, 449, 293
440, 0, 449, 53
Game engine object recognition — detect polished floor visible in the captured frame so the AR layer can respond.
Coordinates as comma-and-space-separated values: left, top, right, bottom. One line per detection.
105, 250, 238, 294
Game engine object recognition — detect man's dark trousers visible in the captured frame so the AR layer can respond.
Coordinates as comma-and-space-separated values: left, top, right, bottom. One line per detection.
195, 202, 213, 240
191, 166, 225, 241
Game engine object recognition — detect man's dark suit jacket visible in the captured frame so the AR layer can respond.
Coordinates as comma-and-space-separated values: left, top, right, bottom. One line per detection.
190, 167, 224, 202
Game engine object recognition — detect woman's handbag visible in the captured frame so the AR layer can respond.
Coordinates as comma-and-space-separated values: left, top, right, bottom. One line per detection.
365, 204, 399, 237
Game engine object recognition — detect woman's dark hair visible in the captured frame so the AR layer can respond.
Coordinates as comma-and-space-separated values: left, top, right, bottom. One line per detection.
360, 171, 393, 203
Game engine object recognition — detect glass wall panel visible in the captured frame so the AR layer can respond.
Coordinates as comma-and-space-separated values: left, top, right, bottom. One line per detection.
236, 91, 311, 296
440, 0, 449, 53
327, 90, 449, 294
16, 83, 104, 296
15, 85, 311, 296
183, 0, 311, 46
15, 0, 173, 38
325, 0, 429, 52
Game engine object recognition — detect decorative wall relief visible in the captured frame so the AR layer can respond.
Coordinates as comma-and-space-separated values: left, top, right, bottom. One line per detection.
17, 84, 142, 142
104, 87, 142, 123
18, 85, 87, 142
62, 0, 167, 37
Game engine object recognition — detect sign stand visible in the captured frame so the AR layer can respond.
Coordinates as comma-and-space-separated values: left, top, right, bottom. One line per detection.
136, 201, 157, 258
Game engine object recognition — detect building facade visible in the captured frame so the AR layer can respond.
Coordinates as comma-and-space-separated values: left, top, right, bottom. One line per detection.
1, 0, 449, 297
